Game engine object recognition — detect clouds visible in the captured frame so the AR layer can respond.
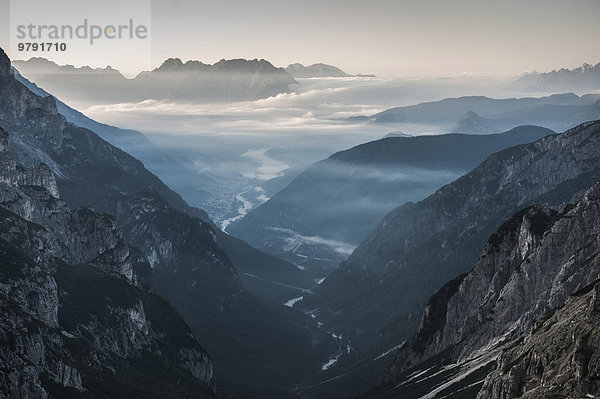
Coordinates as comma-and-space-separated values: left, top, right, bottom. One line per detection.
82, 79, 390, 134
269, 227, 356, 257
76, 76, 525, 224
241, 148, 289, 180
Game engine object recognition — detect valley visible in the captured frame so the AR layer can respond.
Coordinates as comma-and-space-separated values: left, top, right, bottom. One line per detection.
1, 4, 600, 396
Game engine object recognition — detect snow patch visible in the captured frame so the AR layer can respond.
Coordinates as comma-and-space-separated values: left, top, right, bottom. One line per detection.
321, 355, 339, 371
61, 331, 76, 339
284, 296, 304, 308
374, 342, 405, 361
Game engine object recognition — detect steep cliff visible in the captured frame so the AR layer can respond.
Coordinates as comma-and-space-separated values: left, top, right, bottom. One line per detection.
0, 127, 215, 398
478, 282, 600, 399
369, 182, 600, 398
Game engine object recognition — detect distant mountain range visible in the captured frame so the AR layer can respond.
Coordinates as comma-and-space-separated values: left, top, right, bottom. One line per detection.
353, 93, 600, 133
515, 61, 600, 92
229, 126, 555, 276
285, 62, 375, 78
12, 57, 297, 103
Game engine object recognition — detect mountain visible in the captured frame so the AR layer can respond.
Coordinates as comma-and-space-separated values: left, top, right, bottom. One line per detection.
133, 57, 297, 102
299, 120, 600, 397
12, 57, 297, 104
363, 94, 600, 133
367, 181, 600, 398
285, 63, 349, 78
0, 47, 330, 397
0, 125, 215, 397
230, 126, 555, 276
452, 111, 500, 134
285, 63, 375, 78
11, 57, 129, 105
515, 62, 600, 92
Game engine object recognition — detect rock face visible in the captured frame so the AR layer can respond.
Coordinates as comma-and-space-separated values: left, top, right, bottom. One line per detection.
0, 127, 147, 286
478, 282, 600, 399
367, 182, 600, 398
0, 129, 215, 398
230, 126, 554, 275
305, 120, 600, 368
12, 56, 297, 104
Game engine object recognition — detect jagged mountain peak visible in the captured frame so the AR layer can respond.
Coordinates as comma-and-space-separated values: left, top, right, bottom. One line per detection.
12, 52, 297, 103
154, 57, 284, 74
158, 57, 184, 69
12, 57, 126, 77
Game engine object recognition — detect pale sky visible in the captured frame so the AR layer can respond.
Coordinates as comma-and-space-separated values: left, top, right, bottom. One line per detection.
1, 0, 599, 78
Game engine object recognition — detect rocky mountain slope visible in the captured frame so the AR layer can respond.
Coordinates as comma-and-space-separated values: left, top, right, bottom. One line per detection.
0, 126, 215, 398
360, 93, 600, 133
478, 282, 600, 399
300, 119, 600, 396
13, 56, 297, 104
1, 47, 331, 398
367, 181, 600, 398
230, 126, 554, 275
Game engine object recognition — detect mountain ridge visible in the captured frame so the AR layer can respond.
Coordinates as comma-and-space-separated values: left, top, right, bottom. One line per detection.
230, 126, 555, 275
358, 93, 600, 133
12, 56, 297, 103
515, 61, 600, 92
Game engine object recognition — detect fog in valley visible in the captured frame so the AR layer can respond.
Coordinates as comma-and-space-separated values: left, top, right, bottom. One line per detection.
70, 74, 566, 225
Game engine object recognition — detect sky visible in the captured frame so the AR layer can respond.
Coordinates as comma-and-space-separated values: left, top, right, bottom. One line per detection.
0, 0, 599, 77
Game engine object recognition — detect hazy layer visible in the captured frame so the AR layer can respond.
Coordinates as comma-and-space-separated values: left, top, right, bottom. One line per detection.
76, 76, 573, 223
